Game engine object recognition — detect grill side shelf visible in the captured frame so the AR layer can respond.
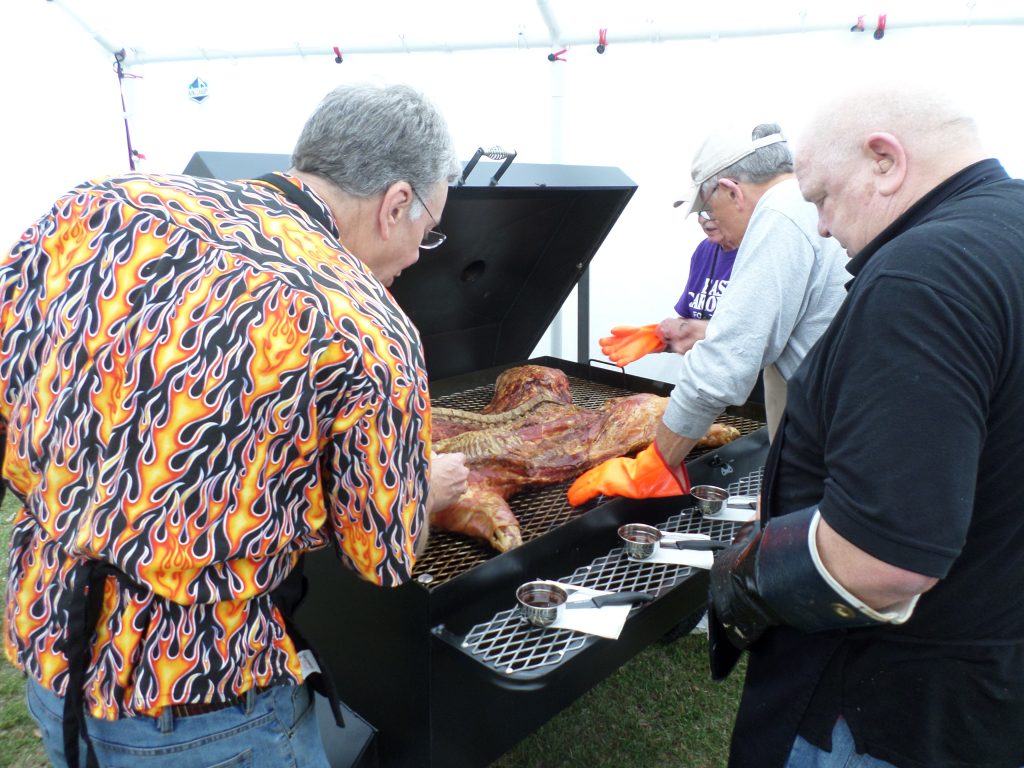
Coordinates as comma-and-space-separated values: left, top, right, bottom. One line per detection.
431, 469, 764, 681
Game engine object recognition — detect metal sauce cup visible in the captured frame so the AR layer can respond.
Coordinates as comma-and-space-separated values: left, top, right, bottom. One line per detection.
691, 485, 730, 516
516, 581, 568, 627
618, 523, 662, 560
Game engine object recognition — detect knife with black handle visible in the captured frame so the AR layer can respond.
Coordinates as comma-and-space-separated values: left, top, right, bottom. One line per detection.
564, 591, 656, 610
660, 539, 730, 552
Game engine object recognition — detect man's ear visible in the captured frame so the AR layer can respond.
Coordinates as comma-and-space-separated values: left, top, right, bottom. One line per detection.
718, 178, 745, 210
378, 181, 414, 241
865, 132, 906, 197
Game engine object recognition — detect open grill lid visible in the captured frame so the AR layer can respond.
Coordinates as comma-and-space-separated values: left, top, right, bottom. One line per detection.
184, 151, 637, 379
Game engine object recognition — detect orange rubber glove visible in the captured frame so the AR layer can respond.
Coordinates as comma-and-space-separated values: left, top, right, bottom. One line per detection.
567, 443, 691, 506
599, 325, 667, 367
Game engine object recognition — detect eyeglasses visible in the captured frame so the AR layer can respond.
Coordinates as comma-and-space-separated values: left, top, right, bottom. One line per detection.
697, 182, 719, 222
411, 187, 447, 250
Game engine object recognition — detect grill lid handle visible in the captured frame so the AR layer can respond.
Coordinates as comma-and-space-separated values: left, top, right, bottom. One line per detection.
459, 146, 518, 187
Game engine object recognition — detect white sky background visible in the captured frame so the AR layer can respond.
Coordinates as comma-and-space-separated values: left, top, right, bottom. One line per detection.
4, 2, 1024, 384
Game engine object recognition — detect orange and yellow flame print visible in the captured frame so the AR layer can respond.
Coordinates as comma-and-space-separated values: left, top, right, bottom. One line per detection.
0, 173, 430, 718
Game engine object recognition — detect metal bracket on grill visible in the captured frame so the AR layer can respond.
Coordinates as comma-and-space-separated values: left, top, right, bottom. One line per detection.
708, 453, 736, 477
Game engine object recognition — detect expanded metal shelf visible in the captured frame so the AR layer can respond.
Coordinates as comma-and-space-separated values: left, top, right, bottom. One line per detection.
433, 467, 764, 679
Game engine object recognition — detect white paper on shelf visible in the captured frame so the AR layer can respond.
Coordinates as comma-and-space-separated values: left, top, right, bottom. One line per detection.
543, 582, 632, 640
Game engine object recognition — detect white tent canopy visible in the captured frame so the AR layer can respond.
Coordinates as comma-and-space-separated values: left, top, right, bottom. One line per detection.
52, 0, 1024, 62
6, 1, 1024, 378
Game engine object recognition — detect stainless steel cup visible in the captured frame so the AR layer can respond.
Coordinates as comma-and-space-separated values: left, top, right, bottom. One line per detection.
516, 581, 568, 627
691, 485, 730, 515
617, 523, 662, 560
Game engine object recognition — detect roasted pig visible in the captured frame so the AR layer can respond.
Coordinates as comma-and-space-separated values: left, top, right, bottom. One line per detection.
429, 365, 740, 552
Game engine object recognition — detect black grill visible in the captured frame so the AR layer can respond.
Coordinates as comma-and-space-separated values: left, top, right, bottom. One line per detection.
298, 358, 770, 768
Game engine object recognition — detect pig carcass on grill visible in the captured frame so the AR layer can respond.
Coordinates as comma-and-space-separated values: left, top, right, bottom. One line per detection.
429, 365, 739, 552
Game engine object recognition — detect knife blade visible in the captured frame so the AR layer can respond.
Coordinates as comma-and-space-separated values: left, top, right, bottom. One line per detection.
726, 495, 758, 509
659, 539, 729, 552
564, 591, 655, 610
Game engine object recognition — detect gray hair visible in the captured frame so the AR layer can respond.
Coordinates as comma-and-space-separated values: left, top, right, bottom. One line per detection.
700, 123, 793, 200
291, 83, 462, 219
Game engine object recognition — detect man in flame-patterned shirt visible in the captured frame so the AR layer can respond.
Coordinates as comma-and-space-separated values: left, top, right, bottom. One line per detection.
1, 83, 468, 767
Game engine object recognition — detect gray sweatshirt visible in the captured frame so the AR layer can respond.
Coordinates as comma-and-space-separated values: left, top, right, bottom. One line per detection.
662, 178, 848, 439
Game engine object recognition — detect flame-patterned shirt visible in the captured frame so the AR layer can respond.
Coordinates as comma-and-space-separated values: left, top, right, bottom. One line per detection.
1, 172, 431, 719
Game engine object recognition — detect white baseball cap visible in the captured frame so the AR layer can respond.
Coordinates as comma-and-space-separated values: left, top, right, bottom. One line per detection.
673, 128, 787, 215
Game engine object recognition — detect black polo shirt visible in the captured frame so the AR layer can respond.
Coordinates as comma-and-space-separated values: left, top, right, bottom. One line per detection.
730, 159, 1024, 768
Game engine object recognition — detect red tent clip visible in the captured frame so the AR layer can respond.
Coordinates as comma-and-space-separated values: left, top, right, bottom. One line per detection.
332, 46, 343, 64
547, 47, 567, 62
597, 28, 608, 54
874, 14, 887, 40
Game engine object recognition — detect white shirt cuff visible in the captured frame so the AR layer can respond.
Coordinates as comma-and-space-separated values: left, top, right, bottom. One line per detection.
807, 510, 920, 625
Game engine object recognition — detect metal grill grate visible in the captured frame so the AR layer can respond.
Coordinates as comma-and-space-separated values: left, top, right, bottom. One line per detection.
451, 467, 764, 677
415, 375, 764, 586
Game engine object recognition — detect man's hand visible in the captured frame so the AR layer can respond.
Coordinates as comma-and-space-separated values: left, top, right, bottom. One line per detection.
599, 325, 667, 367
417, 452, 469, 557
567, 442, 690, 506
656, 316, 709, 355
426, 452, 469, 515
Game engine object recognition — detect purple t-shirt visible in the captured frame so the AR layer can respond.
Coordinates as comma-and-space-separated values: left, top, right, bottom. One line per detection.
673, 238, 738, 319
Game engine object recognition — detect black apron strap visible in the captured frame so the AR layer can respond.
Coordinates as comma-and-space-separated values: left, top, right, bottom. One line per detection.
708, 409, 789, 681
246, 175, 344, 725
255, 174, 334, 232
247, 176, 346, 727
0, 418, 8, 508
759, 409, 788, 523
270, 557, 345, 728
63, 561, 121, 768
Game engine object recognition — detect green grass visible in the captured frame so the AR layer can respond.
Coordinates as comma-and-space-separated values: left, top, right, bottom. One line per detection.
490, 632, 745, 767
0, 493, 744, 767
0, 492, 48, 768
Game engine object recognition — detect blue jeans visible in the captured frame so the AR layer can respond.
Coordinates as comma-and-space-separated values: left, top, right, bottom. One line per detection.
785, 719, 897, 768
26, 676, 330, 768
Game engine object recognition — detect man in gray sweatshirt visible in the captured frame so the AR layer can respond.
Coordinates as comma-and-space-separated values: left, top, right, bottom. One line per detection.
569, 123, 848, 505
